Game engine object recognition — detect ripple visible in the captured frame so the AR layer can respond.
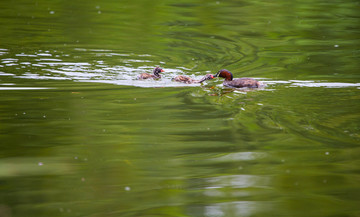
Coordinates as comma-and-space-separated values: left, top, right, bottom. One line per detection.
0, 48, 8, 56
0, 87, 53, 90
206, 175, 270, 189
263, 80, 360, 88
1, 48, 359, 89
0, 157, 71, 177
36, 53, 52, 57
1, 48, 218, 87
203, 201, 270, 217
36, 58, 63, 62
15, 73, 71, 80
0, 72, 15, 76
15, 53, 37, 57
212, 152, 266, 162
38, 62, 90, 66
290, 82, 360, 88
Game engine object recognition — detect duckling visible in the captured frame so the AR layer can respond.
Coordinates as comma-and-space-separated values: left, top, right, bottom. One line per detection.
138, 67, 164, 79
172, 74, 214, 84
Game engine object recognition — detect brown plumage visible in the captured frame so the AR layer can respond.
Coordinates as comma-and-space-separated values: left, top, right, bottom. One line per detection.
172, 74, 214, 84
215, 69, 261, 88
138, 67, 164, 79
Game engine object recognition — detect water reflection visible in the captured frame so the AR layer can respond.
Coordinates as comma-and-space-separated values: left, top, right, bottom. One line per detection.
0, 157, 72, 177
204, 201, 261, 217
212, 152, 266, 162
206, 174, 270, 189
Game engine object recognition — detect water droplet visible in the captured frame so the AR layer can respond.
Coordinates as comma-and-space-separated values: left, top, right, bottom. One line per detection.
334, 44, 339, 48
325, 152, 330, 155
125, 186, 131, 191
38, 162, 43, 166
49, 11, 55, 14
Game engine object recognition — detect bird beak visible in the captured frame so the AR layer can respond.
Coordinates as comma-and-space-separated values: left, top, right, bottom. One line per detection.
161, 69, 165, 72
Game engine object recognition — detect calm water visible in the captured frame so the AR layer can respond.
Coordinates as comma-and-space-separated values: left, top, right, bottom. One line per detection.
1, 0, 359, 216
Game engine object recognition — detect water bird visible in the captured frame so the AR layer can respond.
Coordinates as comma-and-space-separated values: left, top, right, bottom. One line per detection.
138, 67, 164, 79
215, 69, 261, 88
172, 74, 214, 84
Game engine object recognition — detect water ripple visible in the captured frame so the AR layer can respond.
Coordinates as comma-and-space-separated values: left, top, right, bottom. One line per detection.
1, 48, 359, 89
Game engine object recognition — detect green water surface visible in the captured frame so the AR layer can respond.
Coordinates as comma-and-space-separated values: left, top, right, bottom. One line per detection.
0, 0, 359, 216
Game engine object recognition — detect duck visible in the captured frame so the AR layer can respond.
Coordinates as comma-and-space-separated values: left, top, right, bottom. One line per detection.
215, 69, 261, 88
172, 74, 214, 84
138, 67, 164, 79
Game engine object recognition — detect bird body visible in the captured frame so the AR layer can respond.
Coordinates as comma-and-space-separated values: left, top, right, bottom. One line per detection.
215, 69, 260, 88
138, 67, 164, 79
172, 74, 214, 84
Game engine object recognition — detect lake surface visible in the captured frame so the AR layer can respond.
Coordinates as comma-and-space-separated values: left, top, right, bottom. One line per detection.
0, 0, 359, 216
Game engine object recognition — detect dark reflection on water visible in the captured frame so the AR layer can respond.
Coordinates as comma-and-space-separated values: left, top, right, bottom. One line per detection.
0, 0, 360, 217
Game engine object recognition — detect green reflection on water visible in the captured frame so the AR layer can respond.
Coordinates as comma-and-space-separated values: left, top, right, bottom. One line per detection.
0, 0, 359, 216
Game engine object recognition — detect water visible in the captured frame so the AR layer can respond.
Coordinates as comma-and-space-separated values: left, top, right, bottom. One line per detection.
0, 0, 359, 216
